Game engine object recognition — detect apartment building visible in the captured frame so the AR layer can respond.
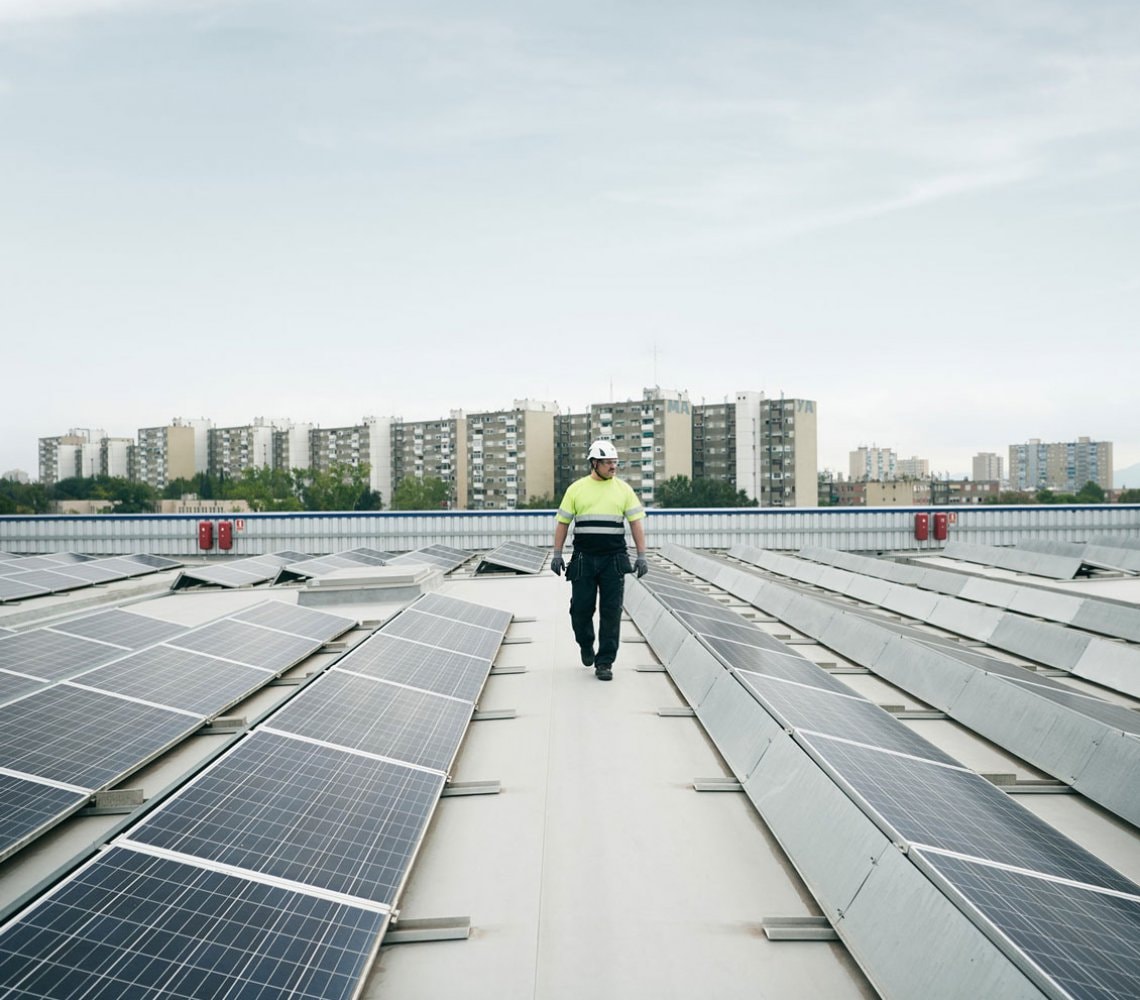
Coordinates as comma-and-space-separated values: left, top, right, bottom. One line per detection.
896, 456, 930, 480
850, 445, 897, 482
693, 400, 735, 485
272, 423, 314, 475
1009, 437, 1113, 493
38, 433, 86, 486
466, 400, 555, 510
208, 421, 276, 481
592, 387, 692, 506
865, 481, 931, 506
392, 412, 467, 509
135, 423, 197, 490
554, 411, 593, 497
100, 437, 134, 479
972, 452, 1004, 484
309, 417, 393, 501
758, 397, 818, 507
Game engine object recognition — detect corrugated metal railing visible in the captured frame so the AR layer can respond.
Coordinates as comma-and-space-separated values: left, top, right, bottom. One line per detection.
1, 506, 1138, 556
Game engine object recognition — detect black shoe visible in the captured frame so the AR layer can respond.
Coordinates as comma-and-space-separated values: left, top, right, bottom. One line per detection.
580, 648, 595, 667
595, 665, 613, 681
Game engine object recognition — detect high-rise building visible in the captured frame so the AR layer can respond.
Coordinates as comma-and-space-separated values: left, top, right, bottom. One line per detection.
554, 410, 593, 497
100, 437, 134, 479
693, 400, 735, 485
136, 423, 197, 490
972, 452, 1004, 483
1009, 437, 1113, 493
592, 387, 692, 506
309, 416, 393, 501
466, 400, 555, 510
758, 397, 818, 507
209, 420, 276, 481
38, 428, 108, 485
392, 412, 467, 509
896, 456, 930, 480
273, 422, 314, 475
850, 445, 897, 482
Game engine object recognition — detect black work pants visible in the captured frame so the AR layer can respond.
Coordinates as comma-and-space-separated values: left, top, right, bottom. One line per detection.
567, 550, 630, 666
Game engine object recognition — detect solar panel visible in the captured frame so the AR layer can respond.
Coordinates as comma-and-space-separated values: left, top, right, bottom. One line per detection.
267, 671, 474, 772
0, 773, 89, 862
388, 544, 469, 571
79, 646, 275, 717
171, 552, 304, 590
0, 846, 387, 999
0, 670, 51, 705
476, 541, 546, 574
232, 601, 355, 642
128, 730, 444, 906
914, 848, 1140, 1000
337, 633, 491, 702
0, 629, 128, 681
413, 593, 513, 631
167, 619, 320, 672
0, 553, 92, 575
736, 671, 961, 766
703, 635, 854, 693
381, 609, 504, 660
800, 733, 1139, 895
0, 684, 201, 788
2, 568, 91, 593
47, 608, 186, 648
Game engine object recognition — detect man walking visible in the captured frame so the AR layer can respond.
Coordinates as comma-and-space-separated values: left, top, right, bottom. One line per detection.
550, 439, 648, 681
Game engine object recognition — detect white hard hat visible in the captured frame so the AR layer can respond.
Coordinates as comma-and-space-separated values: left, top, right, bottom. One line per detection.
588, 439, 619, 461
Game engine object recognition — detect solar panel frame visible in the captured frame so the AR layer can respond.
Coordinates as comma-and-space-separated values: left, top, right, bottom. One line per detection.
267, 671, 474, 772
128, 730, 445, 906
799, 732, 1140, 896
0, 629, 129, 681
0, 684, 202, 788
412, 593, 513, 631
0, 670, 52, 705
383, 609, 504, 660
166, 619, 321, 672
912, 848, 1140, 1000
231, 601, 355, 642
477, 541, 546, 574
47, 608, 187, 648
0, 773, 89, 863
336, 633, 492, 702
0, 846, 388, 1000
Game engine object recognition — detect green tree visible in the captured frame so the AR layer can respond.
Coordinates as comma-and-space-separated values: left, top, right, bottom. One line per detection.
985, 490, 1034, 504
1075, 480, 1106, 504
297, 462, 380, 511
0, 477, 50, 514
102, 478, 159, 513
521, 494, 557, 509
390, 475, 449, 511
1119, 488, 1140, 503
656, 475, 752, 508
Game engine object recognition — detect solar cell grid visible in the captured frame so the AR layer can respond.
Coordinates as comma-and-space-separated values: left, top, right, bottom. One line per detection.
703, 635, 853, 693
269, 671, 474, 772
914, 849, 1140, 1000
0, 774, 88, 862
0, 629, 127, 680
0, 578, 49, 602
45, 561, 122, 583
0, 684, 200, 788
129, 730, 444, 905
168, 619, 320, 671
413, 593, 513, 631
79, 647, 273, 717
48, 608, 186, 648
383, 610, 503, 660
4, 568, 91, 592
736, 672, 961, 765
0, 670, 51, 705
122, 552, 182, 570
232, 601, 355, 642
801, 733, 1140, 896
337, 633, 490, 702
0, 846, 386, 1000
997, 675, 1140, 735
477, 542, 546, 574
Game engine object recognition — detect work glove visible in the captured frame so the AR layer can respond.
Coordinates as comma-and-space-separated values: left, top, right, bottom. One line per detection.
634, 555, 649, 578
551, 554, 566, 576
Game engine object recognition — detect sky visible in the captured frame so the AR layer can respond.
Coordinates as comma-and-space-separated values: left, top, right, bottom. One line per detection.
2, 0, 1138, 481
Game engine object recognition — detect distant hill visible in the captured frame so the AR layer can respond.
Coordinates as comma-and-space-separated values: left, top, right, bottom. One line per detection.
1116, 461, 1140, 489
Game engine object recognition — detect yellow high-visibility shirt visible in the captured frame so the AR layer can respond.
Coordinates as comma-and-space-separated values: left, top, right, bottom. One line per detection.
556, 475, 644, 554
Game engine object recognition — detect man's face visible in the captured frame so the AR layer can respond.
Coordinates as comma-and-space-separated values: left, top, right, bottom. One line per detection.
593, 458, 618, 480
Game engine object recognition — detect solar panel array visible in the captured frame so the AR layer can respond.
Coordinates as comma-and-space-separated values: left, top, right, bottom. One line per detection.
0, 552, 182, 603
941, 540, 1087, 579
0, 600, 354, 863
275, 546, 397, 582
641, 557, 1140, 999
170, 550, 309, 590
386, 543, 470, 571
798, 545, 1140, 644
1017, 537, 1140, 574
476, 540, 547, 575
0, 591, 512, 997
